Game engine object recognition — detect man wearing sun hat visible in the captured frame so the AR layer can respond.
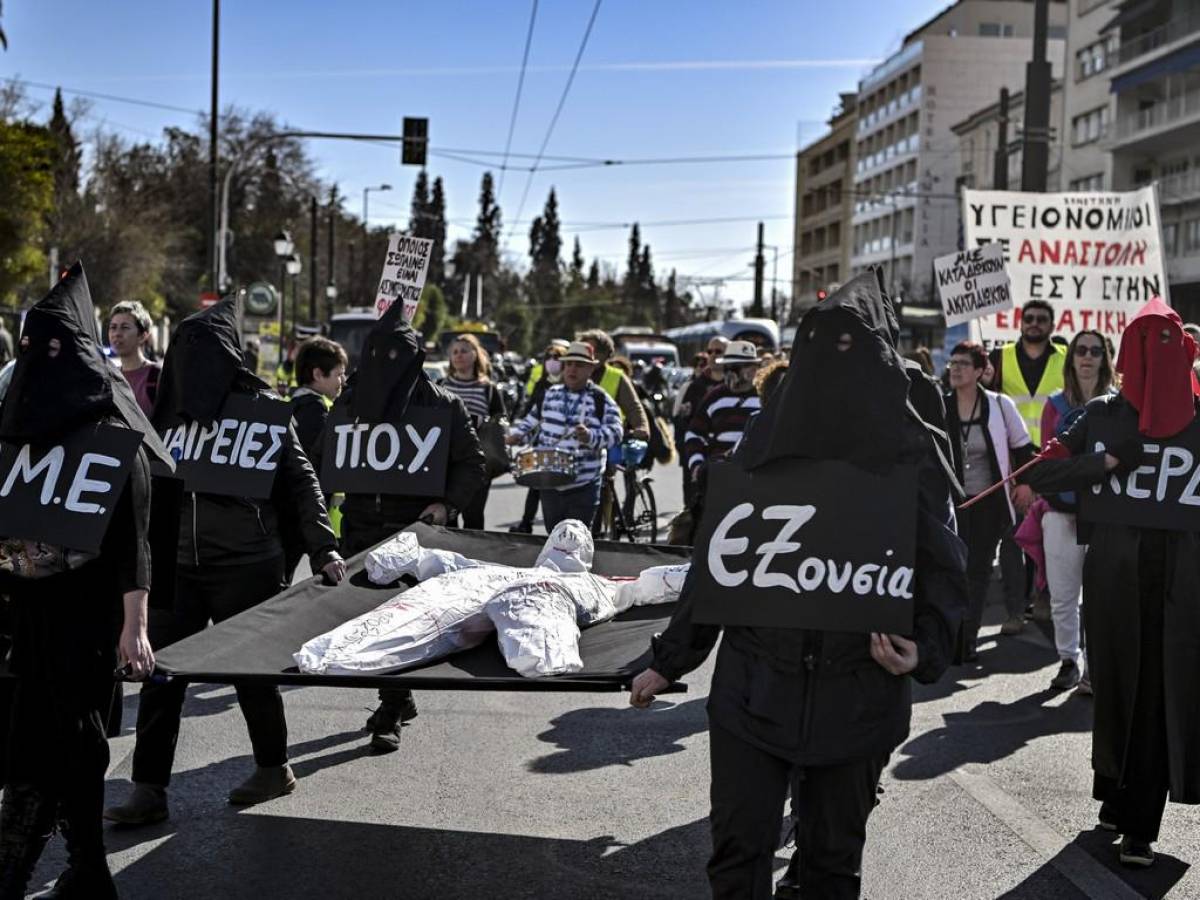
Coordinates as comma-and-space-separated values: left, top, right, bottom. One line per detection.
507, 340, 623, 530
682, 339, 763, 483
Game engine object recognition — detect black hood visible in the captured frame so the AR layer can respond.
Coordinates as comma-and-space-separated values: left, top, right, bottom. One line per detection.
349, 298, 426, 421
154, 292, 257, 427
740, 271, 910, 470
0, 261, 172, 467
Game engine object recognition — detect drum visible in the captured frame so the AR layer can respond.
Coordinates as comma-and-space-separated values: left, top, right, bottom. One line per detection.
513, 447, 577, 489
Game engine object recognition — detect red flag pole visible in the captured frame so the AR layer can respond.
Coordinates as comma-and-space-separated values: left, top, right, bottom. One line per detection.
957, 439, 1068, 511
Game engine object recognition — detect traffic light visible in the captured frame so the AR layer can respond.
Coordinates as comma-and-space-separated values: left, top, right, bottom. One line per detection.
402, 117, 428, 166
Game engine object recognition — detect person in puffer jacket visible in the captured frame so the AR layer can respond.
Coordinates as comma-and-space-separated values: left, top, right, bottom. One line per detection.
630, 272, 967, 900
105, 293, 345, 829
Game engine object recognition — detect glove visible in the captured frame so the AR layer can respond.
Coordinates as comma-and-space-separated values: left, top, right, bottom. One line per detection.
1109, 434, 1147, 473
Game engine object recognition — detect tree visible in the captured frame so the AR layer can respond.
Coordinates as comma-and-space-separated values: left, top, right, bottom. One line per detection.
637, 244, 658, 328
428, 176, 447, 291
0, 120, 53, 306
411, 282, 448, 341
527, 187, 563, 346
622, 223, 642, 320
409, 169, 431, 237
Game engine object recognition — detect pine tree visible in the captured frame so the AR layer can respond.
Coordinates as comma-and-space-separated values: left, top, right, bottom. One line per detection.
569, 236, 584, 284
637, 244, 658, 327
473, 171, 502, 278
622, 223, 641, 316
429, 176, 447, 290
409, 169, 431, 238
527, 188, 563, 346
587, 259, 600, 291
663, 268, 681, 329
46, 88, 80, 247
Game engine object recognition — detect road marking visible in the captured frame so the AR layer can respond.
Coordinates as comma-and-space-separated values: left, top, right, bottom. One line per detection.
948, 765, 1143, 900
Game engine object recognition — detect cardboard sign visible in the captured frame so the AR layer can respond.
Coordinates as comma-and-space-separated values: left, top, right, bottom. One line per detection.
157, 393, 294, 498
934, 243, 1013, 327
1078, 415, 1200, 531
374, 233, 433, 322
319, 405, 452, 497
962, 187, 1166, 349
0, 423, 143, 552
691, 460, 917, 632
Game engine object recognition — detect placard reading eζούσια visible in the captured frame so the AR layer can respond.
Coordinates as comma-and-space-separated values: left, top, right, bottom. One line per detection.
0, 423, 144, 552
319, 405, 452, 497
157, 393, 294, 498
691, 459, 918, 633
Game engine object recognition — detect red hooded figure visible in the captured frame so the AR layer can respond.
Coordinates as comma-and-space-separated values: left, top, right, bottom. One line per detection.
1115, 297, 1199, 439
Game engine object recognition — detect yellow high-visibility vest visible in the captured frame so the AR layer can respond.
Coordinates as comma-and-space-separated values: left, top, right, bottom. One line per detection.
1000, 342, 1065, 447
598, 364, 625, 422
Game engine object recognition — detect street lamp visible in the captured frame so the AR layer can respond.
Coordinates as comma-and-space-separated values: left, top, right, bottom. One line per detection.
362, 183, 392, 303
285, 253, 302, 341
273, 231, 294, 377
273, 230, 294, 259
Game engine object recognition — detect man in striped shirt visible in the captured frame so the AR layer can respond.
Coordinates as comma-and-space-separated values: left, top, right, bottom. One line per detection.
507, 341, 623, 531
683, 340, 762, 482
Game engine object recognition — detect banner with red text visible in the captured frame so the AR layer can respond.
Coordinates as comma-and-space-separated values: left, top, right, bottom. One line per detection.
962, 186, 1165, 349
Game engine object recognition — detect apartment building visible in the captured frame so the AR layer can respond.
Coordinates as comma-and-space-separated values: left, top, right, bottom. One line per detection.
848, 0, 1067, 317
1059, 0, 1119, 192
791, 93, 857, 316
1102, 0, 1200, 318
952, 81, 1065, 189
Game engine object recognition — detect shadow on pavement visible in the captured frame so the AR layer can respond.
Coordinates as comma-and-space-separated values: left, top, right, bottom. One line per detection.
528, 697, 708, 773
108, 813, 711, 900
996, 828, 1189, 900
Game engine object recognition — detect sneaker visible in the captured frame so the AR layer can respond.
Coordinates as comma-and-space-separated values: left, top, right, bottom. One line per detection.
365, 707, 402, 754
227, 765, 297, 806
398, 694, 419, 723
1119, 836, 1154, 867
1000, 615, 1025, 636
33, 859, 118, 899
102, 784, 168, 826
1050, 659, 1081, 691
1075, 673, 1093, 696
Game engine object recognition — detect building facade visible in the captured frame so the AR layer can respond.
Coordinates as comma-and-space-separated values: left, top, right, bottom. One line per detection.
1059, 0, 1119, 192
848, 0, 1067, 321
791, 93, 857, 317
952, 81, 1065, 190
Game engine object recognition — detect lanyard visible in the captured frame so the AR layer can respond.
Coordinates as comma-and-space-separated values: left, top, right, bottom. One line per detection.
959, 390, 982, 461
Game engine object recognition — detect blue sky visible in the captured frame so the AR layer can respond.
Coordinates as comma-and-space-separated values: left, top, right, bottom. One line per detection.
3, 0, 950, 307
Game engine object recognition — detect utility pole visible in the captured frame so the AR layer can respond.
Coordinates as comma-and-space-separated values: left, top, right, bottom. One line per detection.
208, 0, 220, 292
770, 246, 779, 323
751, 221, 766, 318
994, 87, 1010, 190
327, 191, 337, 318
1021, 0, 1051, 192
309, 196, 318, 324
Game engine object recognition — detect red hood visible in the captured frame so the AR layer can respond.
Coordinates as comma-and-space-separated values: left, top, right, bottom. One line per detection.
1115, 297, 1199, 438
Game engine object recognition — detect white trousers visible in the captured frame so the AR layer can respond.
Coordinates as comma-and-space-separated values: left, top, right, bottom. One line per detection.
1043, 510, 1086, 663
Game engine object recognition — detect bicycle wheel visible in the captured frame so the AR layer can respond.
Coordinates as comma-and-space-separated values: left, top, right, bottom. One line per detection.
622, 474, 658, 543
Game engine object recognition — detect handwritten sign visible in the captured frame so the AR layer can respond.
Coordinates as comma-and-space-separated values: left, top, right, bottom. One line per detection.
374, 233, 434, 322
934, 243, 1012, 327
319, 405, 451, 496
157, 393, 293, 498
691, 460, 917, 632
0, 423, 143, 552
1079, 414, 1200, 531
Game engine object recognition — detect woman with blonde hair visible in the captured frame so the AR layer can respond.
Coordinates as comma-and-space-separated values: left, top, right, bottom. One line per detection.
441, 333, 507, 528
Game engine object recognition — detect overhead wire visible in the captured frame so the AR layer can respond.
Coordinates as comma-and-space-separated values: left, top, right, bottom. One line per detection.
496, 0, 539, 201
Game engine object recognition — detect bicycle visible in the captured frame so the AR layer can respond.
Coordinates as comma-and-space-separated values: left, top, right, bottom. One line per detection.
593, 439, 658, 543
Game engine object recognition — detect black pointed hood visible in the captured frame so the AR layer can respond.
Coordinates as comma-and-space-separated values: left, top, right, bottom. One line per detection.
349, 298, 426, 421
740, 271, 910, 470
154, 292, 259, 428
0, 262, 172, 467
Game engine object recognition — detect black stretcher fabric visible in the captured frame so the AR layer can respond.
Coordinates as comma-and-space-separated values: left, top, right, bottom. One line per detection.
154, 523, 689, 692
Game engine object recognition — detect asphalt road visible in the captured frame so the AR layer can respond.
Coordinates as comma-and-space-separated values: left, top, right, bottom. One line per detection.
27, 464, 1200, 898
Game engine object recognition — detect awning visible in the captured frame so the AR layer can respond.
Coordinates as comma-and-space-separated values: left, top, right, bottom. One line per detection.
154, 523, 691, 693
1101, 0, 1166, 34
1111, 42, 1200, 93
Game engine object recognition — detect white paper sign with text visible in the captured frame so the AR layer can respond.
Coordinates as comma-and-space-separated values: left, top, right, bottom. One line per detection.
934, 243, 1013, 327
374, 233, 433, 322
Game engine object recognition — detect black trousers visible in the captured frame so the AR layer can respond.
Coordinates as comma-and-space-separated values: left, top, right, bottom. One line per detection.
1094, 534, 1170, 843
455, 481, 492, 531
6, 576, 118, 856
520, 487, 540, 527
132, 558, 288, 786
957, 490, 1012, 650
708, 721, 887, 900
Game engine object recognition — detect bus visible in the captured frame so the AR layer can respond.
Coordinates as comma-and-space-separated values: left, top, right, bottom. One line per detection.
664, 318, 780, 362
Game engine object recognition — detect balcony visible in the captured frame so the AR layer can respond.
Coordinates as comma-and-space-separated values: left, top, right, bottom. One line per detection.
1158, 169, 1200, 205
1112, 87, 1200, 147
1115, 11, 1200, 68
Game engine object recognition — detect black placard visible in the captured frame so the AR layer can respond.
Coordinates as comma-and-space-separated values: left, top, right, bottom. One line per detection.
157, 393, 293, 499
0, 423, 143, 552
319, 406, 452, 497
1078, 415, 1200, 531
691, 460, 918, 632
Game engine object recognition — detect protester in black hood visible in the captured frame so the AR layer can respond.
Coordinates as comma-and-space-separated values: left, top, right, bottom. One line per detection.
104, 293, 345, 829
0, 263, 163, 898
630, 271, 967, 899
312, 298, 485, 754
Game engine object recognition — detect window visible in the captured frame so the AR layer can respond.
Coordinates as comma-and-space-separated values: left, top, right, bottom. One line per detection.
1068, 173, 1104, 192
1075, 34, 1119, 81
1071, 106, 1109, 145
979, 22, 1001, 36
1163, 223, 1178, 256
1048, 25, 1066, 40
1185, 219, 1200, 253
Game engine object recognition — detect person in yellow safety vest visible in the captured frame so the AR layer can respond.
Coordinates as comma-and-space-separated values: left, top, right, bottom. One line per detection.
576, 328, 650, 438
526, 338, 572, 396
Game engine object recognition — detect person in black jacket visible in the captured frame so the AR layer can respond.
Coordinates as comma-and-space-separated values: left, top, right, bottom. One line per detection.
630, 273, 967, 899
0, 263, 171, 897
104, 294, 345, 829
313, 300, 485, 753
289, 336, 348, 459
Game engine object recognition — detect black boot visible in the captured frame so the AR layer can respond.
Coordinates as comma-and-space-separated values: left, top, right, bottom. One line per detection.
32, 815, 117, 899
0, 784, 56, 900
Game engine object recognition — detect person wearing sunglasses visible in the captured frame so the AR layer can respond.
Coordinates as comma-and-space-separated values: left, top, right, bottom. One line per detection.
1038, 330, 1116, 692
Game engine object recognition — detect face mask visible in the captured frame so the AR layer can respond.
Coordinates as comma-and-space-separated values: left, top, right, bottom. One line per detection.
545, 358, 563, 379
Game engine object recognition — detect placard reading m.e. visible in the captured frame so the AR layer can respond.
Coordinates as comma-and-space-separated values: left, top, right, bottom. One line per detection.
691, 460, 918, 632
319, 406, 451, 497
0, 423, 143, 552
157, 393, 293, 498
1078, 415, 1200, 531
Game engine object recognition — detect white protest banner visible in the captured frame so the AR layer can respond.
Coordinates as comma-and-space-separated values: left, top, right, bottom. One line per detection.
374, 233, 433, 322
934, 243, 1012, 327
962, 186, 1165, 348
